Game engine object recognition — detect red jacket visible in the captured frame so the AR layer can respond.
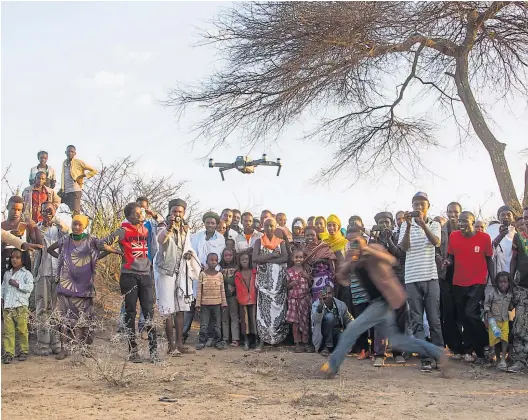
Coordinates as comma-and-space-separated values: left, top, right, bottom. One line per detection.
235, 269, 257, 305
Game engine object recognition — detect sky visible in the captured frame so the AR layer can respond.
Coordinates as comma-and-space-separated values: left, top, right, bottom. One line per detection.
1, 2, 527, 228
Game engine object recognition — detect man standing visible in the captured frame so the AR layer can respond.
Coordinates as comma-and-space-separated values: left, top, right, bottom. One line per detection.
398, 192, 444, 372
487, 205, 516, 275
447, 211, 493, 364
236, 212, 263, 252
22, 172, 61, 223
220, 208, 240, 248
29, 151, 57, 189
438, 202, 465, 360
155, 199, 200, 355
231, 209, 242, 234
59, 145, 98, 215
2, 196, 42, 275
33, 202, 69, 356
99, 202, 157, 363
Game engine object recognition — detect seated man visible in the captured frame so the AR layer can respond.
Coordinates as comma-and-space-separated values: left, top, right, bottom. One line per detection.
312, 284, 353, 356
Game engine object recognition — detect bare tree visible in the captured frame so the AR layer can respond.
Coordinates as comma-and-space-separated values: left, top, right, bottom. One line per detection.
166, 1, 528, 214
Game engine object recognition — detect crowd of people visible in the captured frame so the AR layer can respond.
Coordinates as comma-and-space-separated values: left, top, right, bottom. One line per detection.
1, 147, 528, 379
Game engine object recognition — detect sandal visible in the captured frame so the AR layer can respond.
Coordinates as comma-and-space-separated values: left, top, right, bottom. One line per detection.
294, 346, 305, 353
320, 348, 330, 357
305, 344, 315, 353
2, 354, 13, 364
168, 349, 182, 357
230, 340, 240, 348
177, 346, 195, 354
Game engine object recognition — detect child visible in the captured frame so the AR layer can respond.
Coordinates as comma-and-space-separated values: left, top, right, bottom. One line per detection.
1, 249, 34, 364
225, 238, 236, 251
484, 271, 513, 370
235, 251, 258, 350
196, 253, 228, 350
220, 248, 240, 346
286, 249, 313, 352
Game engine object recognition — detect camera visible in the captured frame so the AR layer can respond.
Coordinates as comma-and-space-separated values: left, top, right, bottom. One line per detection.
409, 211, 421, 217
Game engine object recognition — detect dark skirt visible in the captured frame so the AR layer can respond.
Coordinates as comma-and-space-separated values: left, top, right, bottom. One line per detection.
56, 294, 95, 329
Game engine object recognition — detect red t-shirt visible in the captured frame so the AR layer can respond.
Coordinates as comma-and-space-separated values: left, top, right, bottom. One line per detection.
447, 231, 493, 287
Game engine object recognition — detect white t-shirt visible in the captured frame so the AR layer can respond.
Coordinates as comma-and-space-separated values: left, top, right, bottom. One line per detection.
398, 219, 441, 284
486, 223, 515, 273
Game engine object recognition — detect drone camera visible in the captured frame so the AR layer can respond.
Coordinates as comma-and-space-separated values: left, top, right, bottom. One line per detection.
277, 157, 281, 164
262, 153, 267, 162
208, 158, 214, 168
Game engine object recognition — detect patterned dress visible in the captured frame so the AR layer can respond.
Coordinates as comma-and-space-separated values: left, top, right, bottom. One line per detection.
285, 268, 311, 334
56, 235, 100, 328
256, 242, 289, 344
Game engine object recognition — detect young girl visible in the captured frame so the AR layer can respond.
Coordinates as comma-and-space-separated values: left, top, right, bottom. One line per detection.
220, 248, 240, 346
196, 253, 228, 350
484, 271, 513, 370
286, 249, 313, 352
1, 249, 34, 364
235, 251, 258, 350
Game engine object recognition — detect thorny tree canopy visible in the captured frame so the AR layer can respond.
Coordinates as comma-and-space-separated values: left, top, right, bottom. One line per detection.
167, 1, 528, 213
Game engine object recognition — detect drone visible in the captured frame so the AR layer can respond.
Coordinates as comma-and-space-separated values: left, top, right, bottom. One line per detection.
208, 154, 282, 181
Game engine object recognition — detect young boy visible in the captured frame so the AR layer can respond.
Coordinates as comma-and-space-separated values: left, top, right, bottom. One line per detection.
2, 249, 34, 364
196, 253, 228, 350
484, 272, 513, 370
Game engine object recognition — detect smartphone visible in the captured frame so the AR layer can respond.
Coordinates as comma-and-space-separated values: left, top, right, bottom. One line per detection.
409, 211, 421, 217
17, 222, 27, 235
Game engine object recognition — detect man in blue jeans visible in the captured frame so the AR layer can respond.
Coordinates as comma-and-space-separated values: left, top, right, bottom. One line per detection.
321, 227, 445, 377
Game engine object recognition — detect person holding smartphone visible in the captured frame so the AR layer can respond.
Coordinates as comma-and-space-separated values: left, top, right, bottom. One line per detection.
487, 205, 516, 276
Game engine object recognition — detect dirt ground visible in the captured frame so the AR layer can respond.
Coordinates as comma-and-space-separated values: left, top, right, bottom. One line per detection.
2, 327, 528, 420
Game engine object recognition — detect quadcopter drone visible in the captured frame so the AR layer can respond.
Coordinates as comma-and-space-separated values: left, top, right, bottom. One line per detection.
208, 154, 282, 181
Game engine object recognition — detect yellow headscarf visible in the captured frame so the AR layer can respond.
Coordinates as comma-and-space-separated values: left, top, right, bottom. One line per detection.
72, 214, 89, 231
324, 214, 348, 253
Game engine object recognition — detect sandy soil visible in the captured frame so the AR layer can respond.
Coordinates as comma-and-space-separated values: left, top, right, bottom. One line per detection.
2, 330, 528, 420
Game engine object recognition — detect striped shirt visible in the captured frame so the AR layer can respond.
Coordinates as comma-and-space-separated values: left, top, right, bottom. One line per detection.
196, 271, 227, 307
1, 268, 34, 309
398, 219, 441, 284
350, 274, 370, 305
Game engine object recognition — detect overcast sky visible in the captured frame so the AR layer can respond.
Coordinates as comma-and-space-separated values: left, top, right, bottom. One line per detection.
2, 2, 527, 227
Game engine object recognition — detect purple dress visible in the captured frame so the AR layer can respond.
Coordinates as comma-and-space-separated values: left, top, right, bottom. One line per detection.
56, 235, 100, 327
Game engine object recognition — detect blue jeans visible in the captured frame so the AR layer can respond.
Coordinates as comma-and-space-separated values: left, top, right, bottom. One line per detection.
329, 298, 444, 372
119, 303, 145, 331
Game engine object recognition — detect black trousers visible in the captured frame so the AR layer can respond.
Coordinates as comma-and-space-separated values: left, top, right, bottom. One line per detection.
350, 302, 370, 353
119, 272, 157, 352
440, 279, 464, 354
453, 284, 488, 358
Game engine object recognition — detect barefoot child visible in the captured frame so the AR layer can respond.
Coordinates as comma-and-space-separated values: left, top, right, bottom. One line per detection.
286, 249, 313, 352
484, 272, 513, 370
235, 251, 258, 350
196, 253, 228, 350
1, 249, 34, 364
220, 248, 240, 347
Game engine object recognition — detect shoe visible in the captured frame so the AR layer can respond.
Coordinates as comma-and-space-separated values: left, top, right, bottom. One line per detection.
497, 359, 508, 371
319, 362, 337, 379
18, 353, 28, 362
420, 361, 433, 372
357, 350, 370, 360
206, 338, 213, 347
196, 343, 206, 350
450, 353, 462, 361
34, 348, 51, 356
2, 354, 13, 364
507, 361, 523, 373
472, 357, 489, 366
129, 350, 142, 363
243, 340, 250, 351
182, 332, 189, 344
294, 345, 305, 353
150, 352, 161, 364
305, 344, 315, 353
215, 341, 227, 349
373, 357, 385, 367
395, 355, 406, 364
463, 354, 475, 363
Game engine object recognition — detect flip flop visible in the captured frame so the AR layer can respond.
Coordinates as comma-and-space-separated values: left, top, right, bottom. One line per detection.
158, 397, 177, 403
177, 346, 195, 354
168, 349, 182, 357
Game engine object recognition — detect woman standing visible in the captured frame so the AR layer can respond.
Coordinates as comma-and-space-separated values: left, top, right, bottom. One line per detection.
324, 214, 348, 258
291, 217, 307, 250
303, 227, 337, 302
252, 217, 289, 351
48, 215, 118, 360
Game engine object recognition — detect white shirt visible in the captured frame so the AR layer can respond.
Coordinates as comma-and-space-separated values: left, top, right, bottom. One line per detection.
236, 229, 263, 251
2, 268, 34, 309
190, 230, 226, 267
486, 223, 515, 273
398, 219, 441, 284
37, 220, 69, 277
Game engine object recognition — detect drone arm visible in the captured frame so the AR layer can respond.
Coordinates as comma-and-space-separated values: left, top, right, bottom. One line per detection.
210, 162, 235, 169
277, 165, 282, 176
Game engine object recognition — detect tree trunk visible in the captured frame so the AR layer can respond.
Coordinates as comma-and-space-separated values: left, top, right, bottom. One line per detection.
454, 54, 522, 216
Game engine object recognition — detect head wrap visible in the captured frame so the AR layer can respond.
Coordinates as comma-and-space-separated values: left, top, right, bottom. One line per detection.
72, 214, 89, 231
202, 211, 220, 224
168, 198, 187, 213
291, 217, 306, 231
497, 205, 514, 219
374, 212, 394, 224
314, 216, 329, 241
324, 214, 348, 253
